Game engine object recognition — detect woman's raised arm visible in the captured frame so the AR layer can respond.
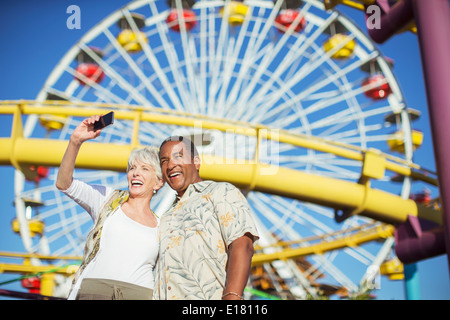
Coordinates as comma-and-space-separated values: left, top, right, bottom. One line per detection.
56, 115, 102, 191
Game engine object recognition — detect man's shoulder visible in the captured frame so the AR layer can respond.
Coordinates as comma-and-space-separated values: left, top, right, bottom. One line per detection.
205, 181, 239, 192
205, 181, 247, 203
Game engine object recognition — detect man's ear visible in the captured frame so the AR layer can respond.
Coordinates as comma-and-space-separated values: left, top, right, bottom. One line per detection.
194, 155, 201, 171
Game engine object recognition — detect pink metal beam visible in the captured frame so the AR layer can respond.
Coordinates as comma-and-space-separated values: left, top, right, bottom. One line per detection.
366, 0, 414, 44
412, 0, 450, 271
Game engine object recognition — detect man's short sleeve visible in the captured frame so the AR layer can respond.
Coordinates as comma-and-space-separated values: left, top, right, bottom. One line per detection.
213, 182, 260, 247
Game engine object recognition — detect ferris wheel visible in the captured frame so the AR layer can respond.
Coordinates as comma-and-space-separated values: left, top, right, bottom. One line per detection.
14, 0, 419, 299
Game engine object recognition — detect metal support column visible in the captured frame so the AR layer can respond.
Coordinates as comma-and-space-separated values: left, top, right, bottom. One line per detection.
404, 263, 421, 300
412, 0, 450, 272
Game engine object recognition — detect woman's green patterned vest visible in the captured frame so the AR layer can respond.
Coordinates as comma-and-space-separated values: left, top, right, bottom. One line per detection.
69, 189, 129, 293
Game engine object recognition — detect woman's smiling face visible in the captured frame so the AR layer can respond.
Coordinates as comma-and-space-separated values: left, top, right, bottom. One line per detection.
127, 160, 162, 198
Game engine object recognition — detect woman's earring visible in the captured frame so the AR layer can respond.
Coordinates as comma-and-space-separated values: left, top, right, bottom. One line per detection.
153, 189, 157, 194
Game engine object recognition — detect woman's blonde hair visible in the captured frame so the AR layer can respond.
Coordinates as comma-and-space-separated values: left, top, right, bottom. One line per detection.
127, 146, 163, 181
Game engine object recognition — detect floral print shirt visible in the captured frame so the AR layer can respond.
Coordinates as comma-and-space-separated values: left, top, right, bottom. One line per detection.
153, 180, 259, 300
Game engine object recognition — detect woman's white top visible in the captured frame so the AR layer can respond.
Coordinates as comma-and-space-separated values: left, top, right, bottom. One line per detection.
63, 179, 159, 300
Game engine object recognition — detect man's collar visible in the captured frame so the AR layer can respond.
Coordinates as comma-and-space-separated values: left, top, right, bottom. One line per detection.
173, 180, 214, 204
191, 180, 214, 193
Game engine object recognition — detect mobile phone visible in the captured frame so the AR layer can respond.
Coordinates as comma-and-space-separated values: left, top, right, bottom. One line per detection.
94, 111, 114, 130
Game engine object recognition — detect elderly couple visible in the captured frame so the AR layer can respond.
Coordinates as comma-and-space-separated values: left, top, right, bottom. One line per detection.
56, 115, 259, 300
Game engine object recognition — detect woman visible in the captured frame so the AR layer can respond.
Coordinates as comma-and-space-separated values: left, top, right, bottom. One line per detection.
56, 115, 163, 300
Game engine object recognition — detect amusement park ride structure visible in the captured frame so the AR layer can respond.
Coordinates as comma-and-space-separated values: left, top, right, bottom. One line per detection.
0, 0, 449, 300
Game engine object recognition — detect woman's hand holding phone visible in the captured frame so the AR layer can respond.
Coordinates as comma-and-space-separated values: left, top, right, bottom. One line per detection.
70, 115, 103, 145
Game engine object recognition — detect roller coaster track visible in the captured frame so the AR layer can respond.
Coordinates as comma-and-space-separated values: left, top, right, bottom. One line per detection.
0, 222, 393, 275
0, 100, 442, 274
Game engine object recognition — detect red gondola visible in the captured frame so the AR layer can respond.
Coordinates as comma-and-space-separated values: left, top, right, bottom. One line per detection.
75, 63, 105, 86
25, 166, 50, 183
275, 9, 306, 33
362, 74, 392, 100
21, 277, 41, 294
166, 8, 197, 31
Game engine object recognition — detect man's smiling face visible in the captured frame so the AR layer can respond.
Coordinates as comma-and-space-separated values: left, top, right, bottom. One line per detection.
159, 141, 201, 197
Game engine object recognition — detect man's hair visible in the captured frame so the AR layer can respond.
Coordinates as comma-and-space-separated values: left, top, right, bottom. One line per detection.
159, 135, 199, 160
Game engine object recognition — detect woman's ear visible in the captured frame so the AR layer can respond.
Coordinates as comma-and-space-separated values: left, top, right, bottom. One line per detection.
155, 177, 164, 191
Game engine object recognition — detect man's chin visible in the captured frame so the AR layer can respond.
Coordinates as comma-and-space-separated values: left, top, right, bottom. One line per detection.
168, 182, 186, 195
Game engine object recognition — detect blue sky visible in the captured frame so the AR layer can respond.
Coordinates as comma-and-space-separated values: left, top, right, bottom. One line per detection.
0, 0, 449, 299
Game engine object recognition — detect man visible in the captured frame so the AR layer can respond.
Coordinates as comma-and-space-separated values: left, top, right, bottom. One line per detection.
153, 136, 259, 300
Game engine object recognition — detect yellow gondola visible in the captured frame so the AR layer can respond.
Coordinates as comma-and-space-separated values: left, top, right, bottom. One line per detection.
39, 115, 67, 131
220, 1, 248, 26
323, 33, 355, 59
117, 13, 148, 53
387, 129, 423, 153
12, 218, 45, 237
117, 29, 148, 53
380, 258, 404, 281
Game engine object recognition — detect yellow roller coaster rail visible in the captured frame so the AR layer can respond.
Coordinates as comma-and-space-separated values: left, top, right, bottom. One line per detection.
0, 251, 80, 275
0, 222, 393, 276
0, 100, 441, 225
253, 222, 395, 265
0, 100, 441, 280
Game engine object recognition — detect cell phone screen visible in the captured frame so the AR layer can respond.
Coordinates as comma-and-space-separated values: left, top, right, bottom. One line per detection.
94, 111, 114, 130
